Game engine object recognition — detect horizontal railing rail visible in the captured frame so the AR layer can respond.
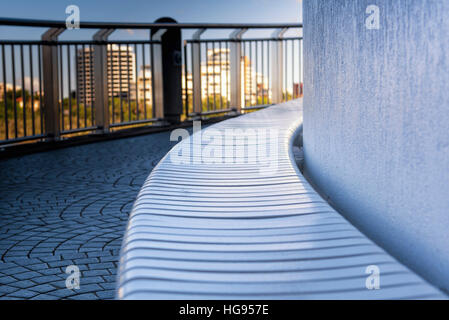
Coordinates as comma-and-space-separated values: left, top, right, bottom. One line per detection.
0, 17, 302, 148
0, 18, 302, 29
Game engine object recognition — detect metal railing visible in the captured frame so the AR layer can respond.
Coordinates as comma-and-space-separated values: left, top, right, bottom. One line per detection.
0, 18, 302, 147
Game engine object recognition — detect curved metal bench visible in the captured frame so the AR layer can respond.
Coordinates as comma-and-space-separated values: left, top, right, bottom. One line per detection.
116, 99, 445, 299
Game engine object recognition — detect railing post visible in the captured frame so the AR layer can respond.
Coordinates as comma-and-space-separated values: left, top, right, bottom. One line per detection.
42, 28, 64, 140
271, 28, 287, 104
93, 29, 114, 133
151, 29, 165, 121
229, 28, 247, 113
151, 17, 183, 124
192, 29, 205, 116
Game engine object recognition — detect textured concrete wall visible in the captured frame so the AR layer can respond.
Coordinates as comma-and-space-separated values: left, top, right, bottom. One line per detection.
303, 0, 449, 291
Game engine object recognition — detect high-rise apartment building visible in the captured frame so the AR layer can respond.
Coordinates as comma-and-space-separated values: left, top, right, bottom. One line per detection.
137, 65, 152, 104
185, 48, 268, 106
76, 44, 136, 104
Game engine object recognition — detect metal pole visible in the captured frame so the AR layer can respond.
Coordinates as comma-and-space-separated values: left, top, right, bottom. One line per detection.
271, 28, 287, 104
229, 28, 247, 113
93, 28, 114, 133
41, 28, 64, 140
151, 17, 183, 124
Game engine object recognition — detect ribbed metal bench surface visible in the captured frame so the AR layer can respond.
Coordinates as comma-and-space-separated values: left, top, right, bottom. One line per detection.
116, 99, 445, 299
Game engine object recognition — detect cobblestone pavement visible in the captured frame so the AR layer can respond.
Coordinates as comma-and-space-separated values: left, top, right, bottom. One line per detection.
0, 131, 176, 300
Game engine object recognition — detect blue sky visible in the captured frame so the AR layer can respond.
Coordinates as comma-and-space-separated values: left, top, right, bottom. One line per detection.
1, 0, 301, 23
0, 0, 302, 40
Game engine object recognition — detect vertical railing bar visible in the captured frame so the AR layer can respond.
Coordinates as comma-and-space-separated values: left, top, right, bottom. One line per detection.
118, 44, 123, 122
127, 44, 131, 121
142, 43, 147, 119
262, 40, 268, 104
205, 41, 209, 112
219, 41, 223, 110
38, 44, 43, 134
256, 40, 259, 106
1, 44, 8, 140
82, 44, 87, 127
291, 39, 294, 99
183, 41, 188, 117
257, 41, 263, 104
226, 41, 230, 109
11, 45, 17, 138
20, 44, 26, 137
248, 41, 252, 106
212, 41, 216, 111
59, 44, 64, 131
75, 44, 80, 128
29, 45, 35, 135
134, 43, 139, 120
109, 43, 114, 124
284, 40, 287, 101
67, 45, 72, 130
298, 40, 302, 96
89, 43, 94, 126
242, 41, 246, 108
267, 40, 270, 104
186, 40, 192, 117
150, 42, 155, 119
262, 40, 265, 105
150, 41, 157, 119
150, 40, 157, 119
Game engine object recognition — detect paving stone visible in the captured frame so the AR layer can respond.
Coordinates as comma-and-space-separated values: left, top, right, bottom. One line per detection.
14, 271, 42, 281
47, 260, 73, 268
47, 288, 75, 298
33, 275, 65, 284
88, 262, 115, 270
67, 293, 98, 300
29, 284, 56, 294
99, 256, 118, 263
96, 290, 116, 299
9, 279, 37, 289
30, 293, 58, 300
39, 268, 62, 276
80, 276, 105, 285
61, 253, 87, 259
75, 284, 103, 294
73, 258, 99, 265
0, 266, 29, 275
82, 269, 110, 277
0, 130, 175, 300
0, 285, 19, 294
0, 275, 17, 285
7, 289, 38, 299
99, 282, 116, 290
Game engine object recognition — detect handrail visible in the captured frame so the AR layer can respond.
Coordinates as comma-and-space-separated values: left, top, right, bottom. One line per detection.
0, 17, 302, 29
186, 36, 303, 43
0, 16, 303, 149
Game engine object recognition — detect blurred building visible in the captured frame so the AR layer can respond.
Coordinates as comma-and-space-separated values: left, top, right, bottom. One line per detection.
137, 65, 152, 104
76, 44, 136, 104
181, 48, 269, 106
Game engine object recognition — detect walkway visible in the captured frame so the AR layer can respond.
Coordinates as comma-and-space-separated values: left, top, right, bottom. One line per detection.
0, 130, 176, 299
